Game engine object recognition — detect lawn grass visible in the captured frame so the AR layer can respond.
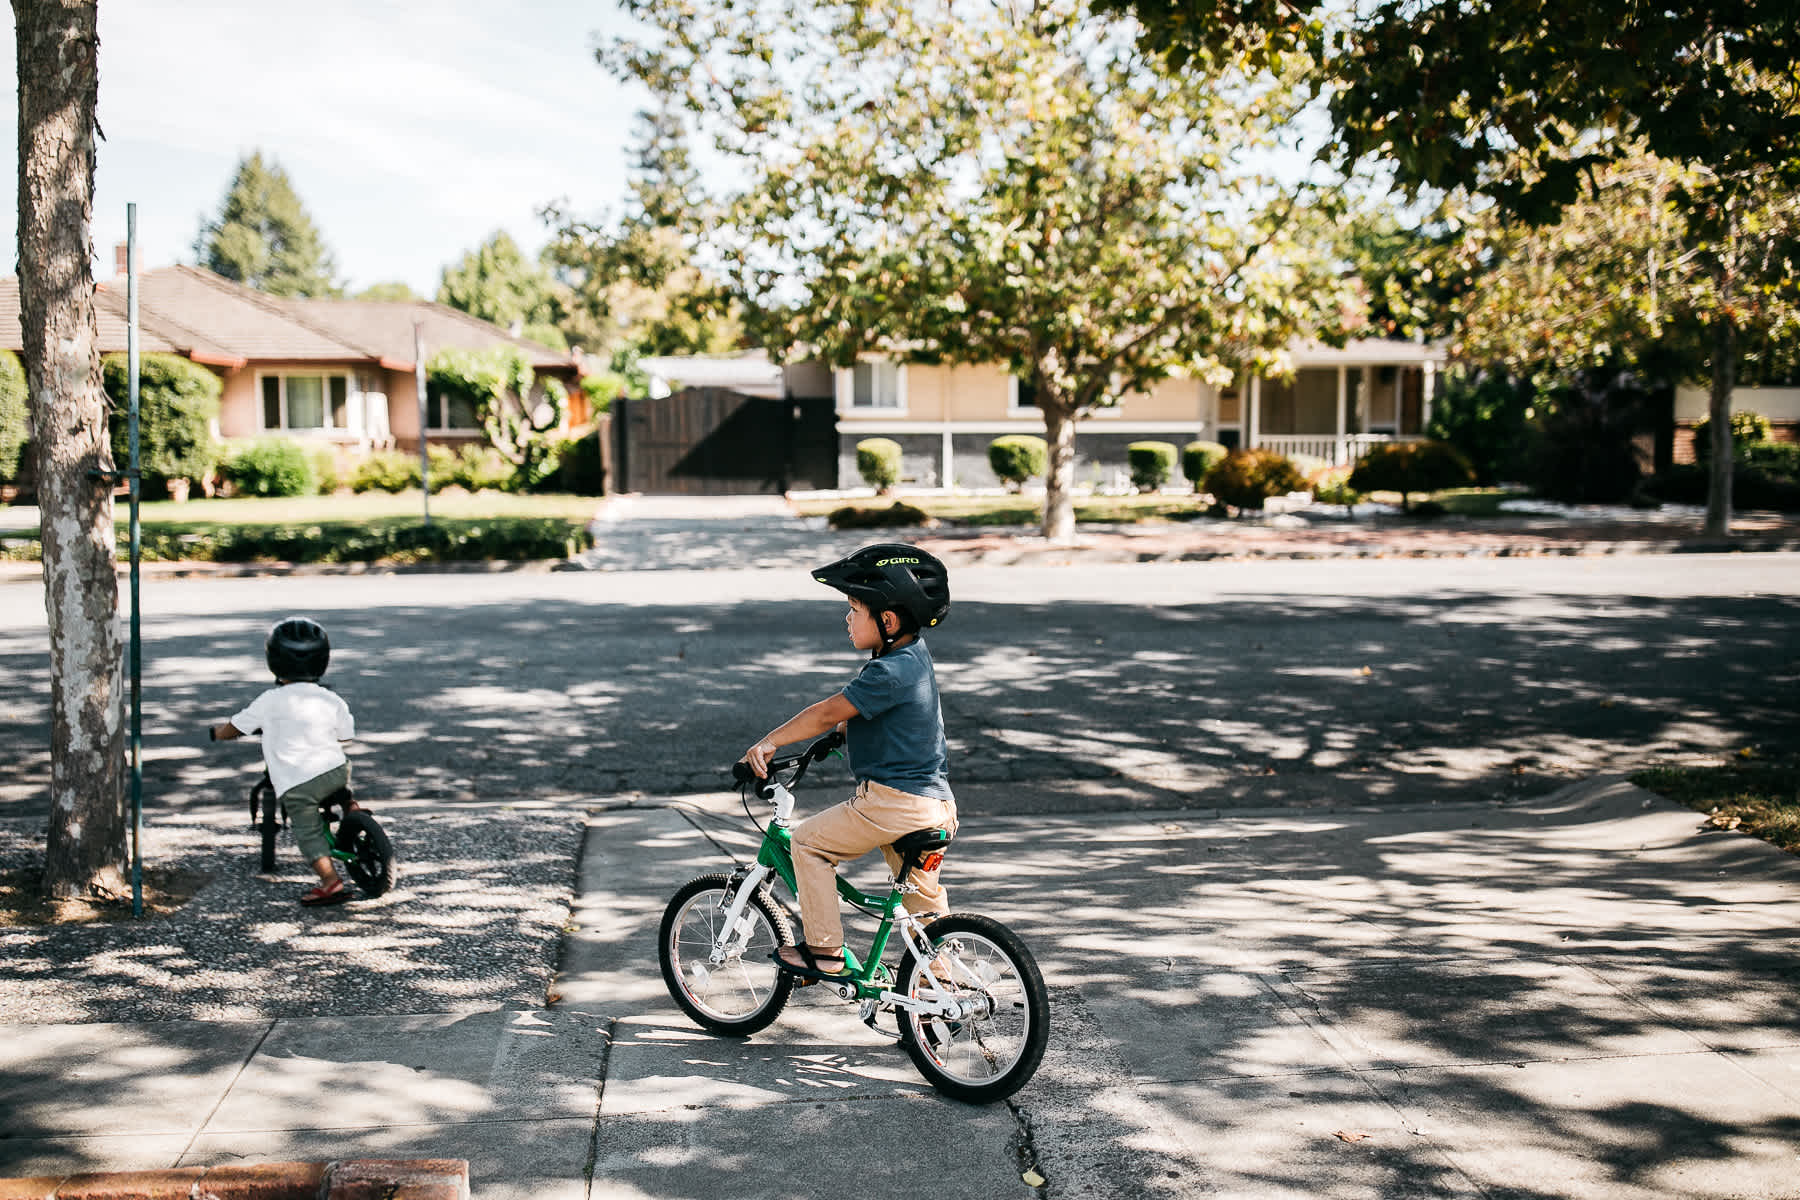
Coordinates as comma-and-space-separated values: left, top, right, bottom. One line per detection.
1631, 756, 1800, 854
132, 491, 604, 530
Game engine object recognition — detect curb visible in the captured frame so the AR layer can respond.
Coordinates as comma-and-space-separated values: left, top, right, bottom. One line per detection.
0, 1160, 468, 1200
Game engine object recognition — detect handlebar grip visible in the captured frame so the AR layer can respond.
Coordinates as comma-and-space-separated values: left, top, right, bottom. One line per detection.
208, 726, 217, 742
808, 730, 844, 757
732, 760, 757, 785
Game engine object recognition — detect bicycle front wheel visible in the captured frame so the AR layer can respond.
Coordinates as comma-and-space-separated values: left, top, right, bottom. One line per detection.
336, 810, 397, 898
896, 913, 1050, 1103
659, 873, 795, 1036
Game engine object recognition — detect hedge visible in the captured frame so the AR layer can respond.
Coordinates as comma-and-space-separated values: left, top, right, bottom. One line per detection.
1203, 449, 1305, 511
987, 435, 1047, 488
1348, 440, 1476, 511
856, 437, 903, 491
0, 350, 27, 484
827, 500, 933, 529
0, 517, 596, 565
225, 439, 316, 497
1180, 441, 1228, 492
103, 352, 222, 494
1127, 441, 1179, 491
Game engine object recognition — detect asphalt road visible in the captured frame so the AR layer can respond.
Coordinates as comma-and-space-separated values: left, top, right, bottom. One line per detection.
2, 555, 1797, 818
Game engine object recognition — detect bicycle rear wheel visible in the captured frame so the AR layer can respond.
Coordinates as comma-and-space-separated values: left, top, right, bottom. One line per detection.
896, 913, 1049, 1103
336, 810, 397, 898
660, 874, 795, 1036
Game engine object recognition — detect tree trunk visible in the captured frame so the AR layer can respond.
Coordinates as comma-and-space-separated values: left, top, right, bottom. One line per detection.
1040, 403, 1078, 542
1703, 315, 1734, 539
16, 0, 127, 899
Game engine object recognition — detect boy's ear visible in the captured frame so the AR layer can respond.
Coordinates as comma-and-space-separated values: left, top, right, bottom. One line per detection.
881, 610, 900, 634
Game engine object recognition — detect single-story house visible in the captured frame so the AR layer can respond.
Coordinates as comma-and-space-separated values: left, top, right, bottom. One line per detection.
642, 340, 1447, 490
1673, 385, 1800, 461
0, 258, 586, 472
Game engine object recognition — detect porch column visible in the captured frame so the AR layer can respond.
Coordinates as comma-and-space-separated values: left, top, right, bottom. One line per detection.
1247, 374, 1261, 449
1334, 366, 1348, 466
941, 427, 954, 490
1422, 362, 1437, 433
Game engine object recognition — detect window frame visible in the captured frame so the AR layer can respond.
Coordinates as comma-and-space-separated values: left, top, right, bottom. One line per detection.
256, 370, 358, 435
835, 361, 907, 414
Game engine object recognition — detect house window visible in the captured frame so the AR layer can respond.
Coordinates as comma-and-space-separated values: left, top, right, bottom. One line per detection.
1009, 375, 1038, 414
426, 389, 482, 432
850, 362, 902, 409
260, 373, 352, 431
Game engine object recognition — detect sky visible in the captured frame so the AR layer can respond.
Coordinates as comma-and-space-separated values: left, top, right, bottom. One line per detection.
2, 1, 646, 296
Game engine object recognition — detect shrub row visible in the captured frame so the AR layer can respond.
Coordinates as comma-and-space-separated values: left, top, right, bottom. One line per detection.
1, 518, 596, 565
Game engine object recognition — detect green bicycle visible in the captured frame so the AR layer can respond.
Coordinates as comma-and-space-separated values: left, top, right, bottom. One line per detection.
657, 733, 1050, 1103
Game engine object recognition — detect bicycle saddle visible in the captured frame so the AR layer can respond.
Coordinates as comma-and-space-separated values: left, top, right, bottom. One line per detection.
892, 827, 953, 878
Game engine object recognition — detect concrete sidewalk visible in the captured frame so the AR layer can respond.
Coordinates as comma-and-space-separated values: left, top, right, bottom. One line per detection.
6, 776, 1800, 1198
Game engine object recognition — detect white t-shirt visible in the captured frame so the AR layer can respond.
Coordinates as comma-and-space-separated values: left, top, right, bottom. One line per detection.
231, 682, 354, 797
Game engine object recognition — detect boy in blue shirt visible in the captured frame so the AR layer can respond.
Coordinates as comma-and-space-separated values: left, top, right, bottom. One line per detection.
741, 543, 956, 978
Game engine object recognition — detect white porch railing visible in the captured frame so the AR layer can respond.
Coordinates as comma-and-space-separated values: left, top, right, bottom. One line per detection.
1252, 433, 1419, 468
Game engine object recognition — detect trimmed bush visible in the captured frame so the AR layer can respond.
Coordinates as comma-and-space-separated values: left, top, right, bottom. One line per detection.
1642, 458, 1800, 512
1309, 465, 1364, 514
552, 425, 608, 495
987, 435, 1048, 489
580, 373, 626, 416
827, 500, 932, 529
1127, 441, 1179, 492
425, 445, 461, 493
1348, 440, 1476, 511
1692, 411, 1772, 459
451, 444, 515, 491
225, 439, 316, 498
1181, 441, 1228, 492
0, 350, 27, 484
351, 450, 422, 494
102, 352, 222, 495
307, 447, 342, 495
1203, 449, 1306, 512
1740, 441, 1800, 478
856, 437, 903, 492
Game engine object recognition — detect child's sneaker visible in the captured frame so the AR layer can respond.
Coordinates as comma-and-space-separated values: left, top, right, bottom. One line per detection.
300, 878, 348, 906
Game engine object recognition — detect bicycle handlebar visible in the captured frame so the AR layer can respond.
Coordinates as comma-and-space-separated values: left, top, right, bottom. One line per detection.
732, 730, 844, 792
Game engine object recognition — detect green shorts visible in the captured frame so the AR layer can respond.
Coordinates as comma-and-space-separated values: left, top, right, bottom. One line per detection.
279, 763, 349, 863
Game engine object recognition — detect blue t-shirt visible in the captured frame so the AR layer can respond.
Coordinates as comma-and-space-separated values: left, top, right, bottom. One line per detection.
840, 639, 952, 803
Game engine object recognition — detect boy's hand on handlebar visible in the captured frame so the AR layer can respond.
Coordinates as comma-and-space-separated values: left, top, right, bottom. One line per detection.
741, 738, 777, 779
209, 722, 241, 742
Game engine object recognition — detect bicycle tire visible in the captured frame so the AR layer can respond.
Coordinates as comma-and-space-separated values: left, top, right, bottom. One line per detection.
252, 776, 279, 874
896, 913, 1050, 1104
336, 810, 397, 898
660, 873, 795, 1036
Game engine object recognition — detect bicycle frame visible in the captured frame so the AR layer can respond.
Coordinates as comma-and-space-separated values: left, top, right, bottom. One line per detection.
708, 775, 975, 1022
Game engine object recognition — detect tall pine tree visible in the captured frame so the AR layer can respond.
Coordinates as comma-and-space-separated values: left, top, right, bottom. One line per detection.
195, 151, 340, 297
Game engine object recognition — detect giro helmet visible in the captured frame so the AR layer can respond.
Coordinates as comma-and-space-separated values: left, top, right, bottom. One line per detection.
266, 617, 331, 682
813, 543, 950, 637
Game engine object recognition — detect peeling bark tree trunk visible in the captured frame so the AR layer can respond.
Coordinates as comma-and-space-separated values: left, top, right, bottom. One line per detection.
1040, 403, 1078, 543
16, 0, 127, 899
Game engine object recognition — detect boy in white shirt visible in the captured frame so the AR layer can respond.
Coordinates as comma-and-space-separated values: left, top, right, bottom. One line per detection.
212, 617, 356, 906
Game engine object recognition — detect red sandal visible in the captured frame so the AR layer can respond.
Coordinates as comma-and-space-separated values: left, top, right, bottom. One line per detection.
300, 878, 348, 906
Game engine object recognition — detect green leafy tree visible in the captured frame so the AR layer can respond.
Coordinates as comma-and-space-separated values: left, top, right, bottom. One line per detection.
101, 353, 222, 493
436, 231, 568, 350
542, 104, 743, 358
1348, 440, 1476, 511
604, 0, 1357, 540
356, 281, 419, 302
427, 347, 569, 487
1104, 0, 1800, 535
195, 151, 340, 297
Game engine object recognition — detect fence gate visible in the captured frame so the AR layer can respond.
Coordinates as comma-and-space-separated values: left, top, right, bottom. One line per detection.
614, 388, 837, 495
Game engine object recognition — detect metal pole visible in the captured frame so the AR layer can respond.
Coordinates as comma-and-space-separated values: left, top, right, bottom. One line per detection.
126, 203, 143, 918
414, 322, 430, 527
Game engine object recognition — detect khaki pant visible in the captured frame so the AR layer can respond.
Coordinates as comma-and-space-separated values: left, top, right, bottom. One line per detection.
791, 779, 957, 954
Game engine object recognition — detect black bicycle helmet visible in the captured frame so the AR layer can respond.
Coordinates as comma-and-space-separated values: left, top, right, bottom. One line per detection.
813, 543, 949, 647
266, 617, 330, 682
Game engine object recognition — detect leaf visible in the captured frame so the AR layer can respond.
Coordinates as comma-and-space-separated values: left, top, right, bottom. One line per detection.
1334, 1130, 1372, 1144
1022, 1170, 1046, 1187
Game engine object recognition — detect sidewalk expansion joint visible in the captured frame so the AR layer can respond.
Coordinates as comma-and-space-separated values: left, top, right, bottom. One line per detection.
178, 1019, 276, 1164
